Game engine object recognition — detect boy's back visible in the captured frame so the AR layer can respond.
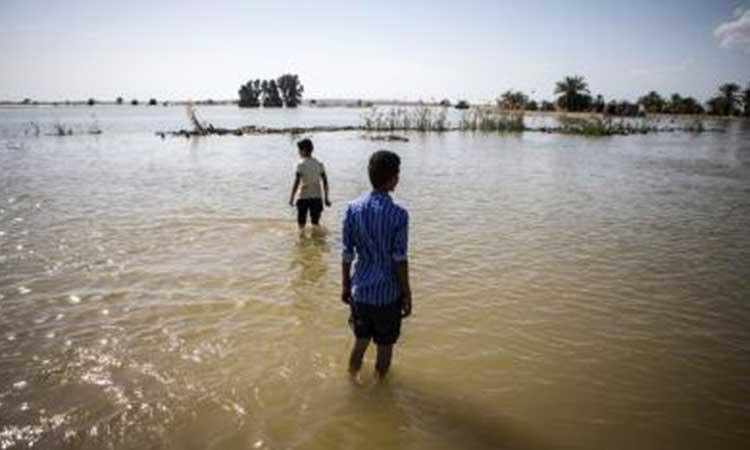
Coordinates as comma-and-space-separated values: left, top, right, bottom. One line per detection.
343, 191, 408, 305
296, 156, 325, 200
289, 139, 330, 229
341, 150, 411, 381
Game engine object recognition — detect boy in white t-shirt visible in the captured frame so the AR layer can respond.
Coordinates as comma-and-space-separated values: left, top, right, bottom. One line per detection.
288, 138, 331, 229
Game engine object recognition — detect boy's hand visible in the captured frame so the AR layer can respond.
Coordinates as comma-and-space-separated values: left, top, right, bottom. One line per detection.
325, 198, 332, 207
289, 199, 295, 207
341, 288, 351, 305
401, 292, 412, 318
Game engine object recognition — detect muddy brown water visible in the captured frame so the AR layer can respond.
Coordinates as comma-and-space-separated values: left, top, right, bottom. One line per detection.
1, 106, 748, 449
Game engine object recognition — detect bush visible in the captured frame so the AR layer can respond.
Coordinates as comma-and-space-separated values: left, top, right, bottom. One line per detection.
454, 100, 470, 109
460, 107, 525, 132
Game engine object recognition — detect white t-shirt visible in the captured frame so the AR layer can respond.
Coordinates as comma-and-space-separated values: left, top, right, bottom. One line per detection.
295, 157, 326, 200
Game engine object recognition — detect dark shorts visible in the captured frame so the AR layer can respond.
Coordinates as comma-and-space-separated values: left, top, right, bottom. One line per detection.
296, 198, 323, 226
348, 301, 402, 345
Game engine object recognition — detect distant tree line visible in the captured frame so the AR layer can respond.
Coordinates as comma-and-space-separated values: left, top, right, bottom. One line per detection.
238, 74, 304, 108
80, 96, 163, 106
488, 76, 750, 117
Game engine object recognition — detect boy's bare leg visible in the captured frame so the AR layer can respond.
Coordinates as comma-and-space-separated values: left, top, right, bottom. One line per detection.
375, 344, 393, 380
349, 338, 370, 377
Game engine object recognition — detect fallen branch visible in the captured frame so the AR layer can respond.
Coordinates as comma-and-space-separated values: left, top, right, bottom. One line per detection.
157, 124, 363, 138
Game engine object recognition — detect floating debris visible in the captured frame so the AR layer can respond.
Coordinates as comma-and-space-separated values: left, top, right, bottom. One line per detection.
365, 134, 410, 142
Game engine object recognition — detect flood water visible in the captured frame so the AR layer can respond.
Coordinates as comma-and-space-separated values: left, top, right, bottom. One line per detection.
1, 106, 749, 450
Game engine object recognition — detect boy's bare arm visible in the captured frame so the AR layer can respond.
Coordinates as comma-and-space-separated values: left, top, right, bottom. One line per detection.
289, 173, 301, 206
321, 172, 331, 206
395, 261, 412, 317
341, 262, 352, 304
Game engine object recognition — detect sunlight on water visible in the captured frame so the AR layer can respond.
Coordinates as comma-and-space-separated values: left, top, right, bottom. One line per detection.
0, 106, 748, 450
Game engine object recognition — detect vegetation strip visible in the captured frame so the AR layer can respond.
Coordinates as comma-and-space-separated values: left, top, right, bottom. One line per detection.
158, 105, 723, 139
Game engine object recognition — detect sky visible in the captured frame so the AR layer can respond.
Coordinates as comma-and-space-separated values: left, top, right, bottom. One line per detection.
1, 0, 749, 103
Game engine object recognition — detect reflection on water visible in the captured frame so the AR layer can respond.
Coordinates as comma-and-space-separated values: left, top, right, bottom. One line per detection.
290, 227, 330, 287
0, 106, 748, 450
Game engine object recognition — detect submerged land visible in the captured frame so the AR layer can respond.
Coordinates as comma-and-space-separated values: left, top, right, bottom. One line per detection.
153, 105, 722, 139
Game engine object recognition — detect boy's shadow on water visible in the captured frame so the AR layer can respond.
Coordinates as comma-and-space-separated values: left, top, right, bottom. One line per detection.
289, 227, 330, 287
348, 374, 551, 450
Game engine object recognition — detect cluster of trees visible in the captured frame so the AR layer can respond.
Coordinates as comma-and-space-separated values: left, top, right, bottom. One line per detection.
637, 92, 704, 115
497, 90, 529, 110
238, 74, 304, 108
705, 83, 750, 116
635, 84, 750, 116
84, 97, 162, 106
493, 76, 750, 117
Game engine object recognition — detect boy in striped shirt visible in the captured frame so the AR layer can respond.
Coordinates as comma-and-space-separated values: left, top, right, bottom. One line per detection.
341, 150, 412, 381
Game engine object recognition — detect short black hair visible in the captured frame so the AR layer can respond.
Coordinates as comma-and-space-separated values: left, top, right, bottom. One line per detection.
297, 138, 313, 153
368, 150, 401, 188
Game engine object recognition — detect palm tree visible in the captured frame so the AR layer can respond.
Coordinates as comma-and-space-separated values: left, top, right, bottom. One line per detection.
555, 76, 591, 111
718, 83, 740, 115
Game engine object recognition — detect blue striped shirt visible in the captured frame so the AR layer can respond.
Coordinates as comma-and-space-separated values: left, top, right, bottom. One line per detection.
342, 191, 409, 306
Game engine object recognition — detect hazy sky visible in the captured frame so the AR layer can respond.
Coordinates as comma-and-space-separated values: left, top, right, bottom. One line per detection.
1, 0, 749, 102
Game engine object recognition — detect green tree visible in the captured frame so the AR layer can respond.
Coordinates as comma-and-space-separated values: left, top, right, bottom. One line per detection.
87, 98, 96, 106
277, 74, 304, 107
706, 97, 724, 115
638, 91, 665, 113
239, 79, 262, 107
604, 100, 640, 117
554, 75, 592, 111
662, 93, 702, 115
262, 79, 283, 107
681, 97, 704, 115
497, 90, 528, 110
667, 93, 683, 114
742, 84, 750, 117
718, 83, 741, 115
131, 99, 139, 106
148, 98, 157, 106
116, 97, 124, 105
592, 94, 606, 113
